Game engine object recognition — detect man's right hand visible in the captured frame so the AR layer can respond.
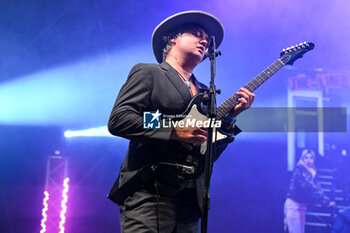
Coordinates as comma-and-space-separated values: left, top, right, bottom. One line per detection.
171, 126, 208, 146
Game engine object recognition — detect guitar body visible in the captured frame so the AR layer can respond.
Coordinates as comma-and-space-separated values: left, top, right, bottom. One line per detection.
159, 94, 229, 184
176, 93, 228, 155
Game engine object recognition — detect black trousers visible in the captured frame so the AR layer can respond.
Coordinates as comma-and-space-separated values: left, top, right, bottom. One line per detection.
119, 187, 201, 233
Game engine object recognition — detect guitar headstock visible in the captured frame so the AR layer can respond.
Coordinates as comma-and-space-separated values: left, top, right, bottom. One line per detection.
280, 42, 315, 65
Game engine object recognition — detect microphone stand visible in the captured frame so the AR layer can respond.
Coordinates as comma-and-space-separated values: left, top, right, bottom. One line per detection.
201, 35, 221, 233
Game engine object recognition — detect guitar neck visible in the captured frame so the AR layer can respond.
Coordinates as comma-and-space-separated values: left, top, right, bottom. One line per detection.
217, 58, 286, 119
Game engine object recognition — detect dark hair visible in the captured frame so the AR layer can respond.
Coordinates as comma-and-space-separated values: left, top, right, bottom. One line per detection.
162, 30, 182, 61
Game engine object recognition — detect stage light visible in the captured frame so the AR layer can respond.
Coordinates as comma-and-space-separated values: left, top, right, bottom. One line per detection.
40, 191, 49, 233
64, 126, 113, 138
0, 47, 151, 128
59, 178, 70, 233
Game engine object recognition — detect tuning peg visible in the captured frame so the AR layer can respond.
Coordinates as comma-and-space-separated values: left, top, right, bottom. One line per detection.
299, 42, 303, 46
291, 46, 295, 49
286, 47, 290, 50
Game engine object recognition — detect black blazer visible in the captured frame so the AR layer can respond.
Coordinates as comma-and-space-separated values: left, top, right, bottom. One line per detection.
108, 61, 236, 210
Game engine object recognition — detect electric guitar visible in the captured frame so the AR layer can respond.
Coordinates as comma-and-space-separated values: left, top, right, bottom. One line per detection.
179, 42, 315, 155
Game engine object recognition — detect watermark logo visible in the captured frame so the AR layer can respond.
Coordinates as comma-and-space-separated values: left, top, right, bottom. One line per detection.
143, 110, 161, 129
143, 109, 222, 129
162, 118, 221, 128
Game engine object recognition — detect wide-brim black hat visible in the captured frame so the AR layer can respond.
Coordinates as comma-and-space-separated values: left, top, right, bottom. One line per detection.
152, 10, 224, 63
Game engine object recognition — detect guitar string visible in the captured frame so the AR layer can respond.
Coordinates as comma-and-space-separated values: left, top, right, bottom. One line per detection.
217, 60, 283, 118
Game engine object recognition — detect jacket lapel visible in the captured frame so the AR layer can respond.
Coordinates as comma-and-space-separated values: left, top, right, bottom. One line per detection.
160, 62, 192, 105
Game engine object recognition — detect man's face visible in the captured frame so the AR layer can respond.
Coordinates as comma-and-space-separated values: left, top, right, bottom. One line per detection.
171, 27, 209, 63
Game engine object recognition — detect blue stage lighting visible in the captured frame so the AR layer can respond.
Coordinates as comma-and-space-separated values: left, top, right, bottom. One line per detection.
64, 126, 112, 138
0, 46, 152, 128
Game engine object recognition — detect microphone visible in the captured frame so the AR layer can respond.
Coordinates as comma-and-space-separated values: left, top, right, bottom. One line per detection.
205, 48, 222, 58
205, 36, 221, 58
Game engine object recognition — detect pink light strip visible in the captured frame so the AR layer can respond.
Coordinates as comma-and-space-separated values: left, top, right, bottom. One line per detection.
59, 178, 70, 233
40, 191, 49, 233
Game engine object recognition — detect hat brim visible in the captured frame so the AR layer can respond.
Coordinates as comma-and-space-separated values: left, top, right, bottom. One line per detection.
152, 10, 224, 63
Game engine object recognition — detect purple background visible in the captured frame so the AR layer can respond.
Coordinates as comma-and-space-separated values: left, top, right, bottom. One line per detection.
1, 0, 349, 232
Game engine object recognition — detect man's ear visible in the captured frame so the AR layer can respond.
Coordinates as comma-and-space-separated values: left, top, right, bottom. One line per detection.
170, 38, 176, 45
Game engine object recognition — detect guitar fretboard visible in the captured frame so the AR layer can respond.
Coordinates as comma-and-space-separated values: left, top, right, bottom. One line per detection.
217, 58, 285, 119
